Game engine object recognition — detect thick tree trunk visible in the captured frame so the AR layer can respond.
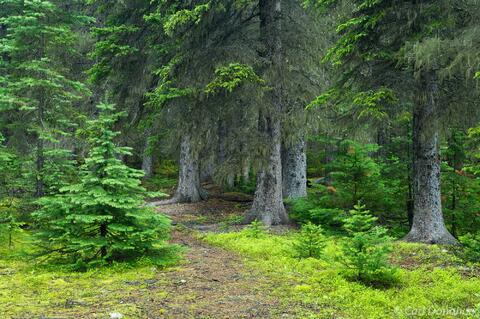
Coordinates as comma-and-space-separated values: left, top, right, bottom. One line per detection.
282, 138, 307, 199
148, 133, 206, 206
247, 118, 288, 225
247, 0, 288, 226
173, 133, 204, 203
404, 73, 457, 245
407, 179, 414, 228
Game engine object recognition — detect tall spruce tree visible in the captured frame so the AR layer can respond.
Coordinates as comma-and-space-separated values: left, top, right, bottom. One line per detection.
245, 0, 289, 225
33, 103, 171, 267
0, 0, 89, 197
308, 0, 480, 244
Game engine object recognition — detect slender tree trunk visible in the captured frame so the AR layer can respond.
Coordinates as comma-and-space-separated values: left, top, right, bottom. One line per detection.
35, 96, 45, 197
100, 222, 108, 258
36, 35, 46, 197
36, 138, 45, 197
322, 137, 337, 185
217, 120, 235, 189
282, 138, 307, 199
247, 0, 288, 226
376, 125, 390, 159
447, 130, 463, 238
141, 132, 153, 179
404, 72, 457, 244
242, 159, 250, 183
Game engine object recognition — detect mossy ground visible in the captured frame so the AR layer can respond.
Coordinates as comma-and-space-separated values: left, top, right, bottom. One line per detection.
0, 230, 179, 318
3, 199, 480, 319
0, 200, 278, 319
204, 229, 480, 319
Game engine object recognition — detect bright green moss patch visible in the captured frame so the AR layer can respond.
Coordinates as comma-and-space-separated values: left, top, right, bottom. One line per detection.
203, 230, 480, 319
0, 230, 178, 318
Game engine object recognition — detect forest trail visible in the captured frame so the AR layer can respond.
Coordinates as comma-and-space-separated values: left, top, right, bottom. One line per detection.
141, 199, 283, 319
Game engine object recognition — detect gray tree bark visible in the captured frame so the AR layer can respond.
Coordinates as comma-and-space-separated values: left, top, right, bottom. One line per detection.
282, 139, 307, 199
242, 159, 250, 184
404, 72, 458, 245
173, 133, 204, 203
141, 153, 153, 179
247, 0, 288, 226
247, 119, 288, 225
148, 133, 206, 206
141, 133, 153, 179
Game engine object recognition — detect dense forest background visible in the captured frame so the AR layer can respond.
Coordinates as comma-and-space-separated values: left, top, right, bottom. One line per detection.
1, 0, 480, 317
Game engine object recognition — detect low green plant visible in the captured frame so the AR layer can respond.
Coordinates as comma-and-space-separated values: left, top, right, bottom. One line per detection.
224, 214, 245, 226
232, 177, 257, 194
205, 230, 480, 319
293, 222, 326, 259
0, 198, 23, 248
287, 196, 345, 228
338, 203, 398, 286
218, 215, 245, 231
243, 220, 266, 238
459, 233, 480, 262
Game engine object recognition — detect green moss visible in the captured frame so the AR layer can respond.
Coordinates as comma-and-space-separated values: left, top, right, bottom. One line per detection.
0, 230, 177, 318
204, 231, 480, 319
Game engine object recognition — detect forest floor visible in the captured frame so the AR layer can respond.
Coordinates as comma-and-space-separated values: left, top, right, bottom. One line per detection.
143, 198, 288, 318
0, 197, 291, 319
3, 191, 480, 318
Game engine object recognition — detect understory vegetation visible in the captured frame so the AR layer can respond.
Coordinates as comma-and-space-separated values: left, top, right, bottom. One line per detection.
204, 228, 480, 319
0, 229, 179, 318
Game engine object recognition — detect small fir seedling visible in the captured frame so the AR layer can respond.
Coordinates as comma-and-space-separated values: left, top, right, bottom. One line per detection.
338, 203, 398, 286
0, 198, 23, 249
343, 203, 379, 233
293, 222, 327, 259
243, 219, 266, 238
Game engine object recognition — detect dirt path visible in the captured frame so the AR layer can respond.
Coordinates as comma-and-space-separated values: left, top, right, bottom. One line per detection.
139, 200, 283, 319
